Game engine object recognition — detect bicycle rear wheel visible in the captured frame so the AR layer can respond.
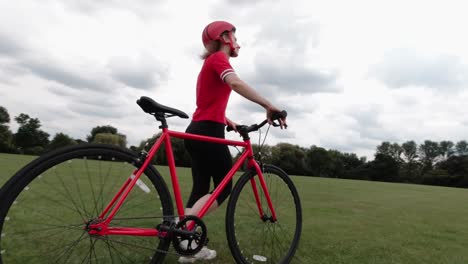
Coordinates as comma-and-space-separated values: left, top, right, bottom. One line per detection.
226, 165, 302, 264
0, 144, 173, 264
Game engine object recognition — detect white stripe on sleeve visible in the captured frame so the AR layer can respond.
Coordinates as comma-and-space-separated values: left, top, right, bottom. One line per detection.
220, 69, 235, 81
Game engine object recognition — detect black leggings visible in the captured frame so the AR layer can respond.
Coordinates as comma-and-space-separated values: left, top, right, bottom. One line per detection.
184, 121, 232, 208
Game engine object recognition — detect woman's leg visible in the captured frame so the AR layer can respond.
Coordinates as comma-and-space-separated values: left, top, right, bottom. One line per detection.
185, 194, 218, 216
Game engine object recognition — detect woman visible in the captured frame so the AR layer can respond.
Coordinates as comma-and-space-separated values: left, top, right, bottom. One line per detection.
180, 21, 286, 263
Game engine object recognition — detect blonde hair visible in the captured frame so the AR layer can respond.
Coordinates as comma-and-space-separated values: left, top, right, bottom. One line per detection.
200, 40, 221, 60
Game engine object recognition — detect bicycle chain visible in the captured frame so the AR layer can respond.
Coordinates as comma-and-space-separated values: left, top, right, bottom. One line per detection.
111, 215, 207, 257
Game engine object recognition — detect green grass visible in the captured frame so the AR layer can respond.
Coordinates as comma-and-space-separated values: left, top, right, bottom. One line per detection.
1, 152, 468, 263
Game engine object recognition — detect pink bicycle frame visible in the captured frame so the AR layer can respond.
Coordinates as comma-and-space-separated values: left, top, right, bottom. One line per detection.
88, 127, 277, 237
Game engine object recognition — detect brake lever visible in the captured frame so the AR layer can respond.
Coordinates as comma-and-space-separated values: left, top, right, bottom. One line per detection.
271, 120, 288, 128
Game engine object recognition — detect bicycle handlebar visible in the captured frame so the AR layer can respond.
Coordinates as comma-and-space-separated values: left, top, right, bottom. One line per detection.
226, 110, 287, 134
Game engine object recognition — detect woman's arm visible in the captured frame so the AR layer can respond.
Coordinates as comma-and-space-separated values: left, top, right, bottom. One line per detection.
225, 74, 272, 109
225, 74, 287, 128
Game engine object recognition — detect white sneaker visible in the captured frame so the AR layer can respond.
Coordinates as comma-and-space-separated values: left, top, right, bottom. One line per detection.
178, 246, 217, 263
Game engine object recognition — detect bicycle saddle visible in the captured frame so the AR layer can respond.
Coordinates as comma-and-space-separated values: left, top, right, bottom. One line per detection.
137, 96, 189, 119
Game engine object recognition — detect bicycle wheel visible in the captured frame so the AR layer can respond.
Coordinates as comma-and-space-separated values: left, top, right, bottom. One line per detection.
226, 165, 302, 264
0, 144, 174, 264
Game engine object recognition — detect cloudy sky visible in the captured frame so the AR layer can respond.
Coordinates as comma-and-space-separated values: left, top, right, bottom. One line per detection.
1, 0, 468, 159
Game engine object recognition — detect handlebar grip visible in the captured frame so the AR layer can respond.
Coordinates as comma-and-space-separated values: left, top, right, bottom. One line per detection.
271, 110, 287, 120
226, 111, 287, 132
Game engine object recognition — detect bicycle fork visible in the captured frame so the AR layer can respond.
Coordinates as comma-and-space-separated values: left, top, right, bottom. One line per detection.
249, 159, 278, 222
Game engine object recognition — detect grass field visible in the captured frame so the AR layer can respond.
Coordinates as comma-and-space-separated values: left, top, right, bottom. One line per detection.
1, 152, 468, 263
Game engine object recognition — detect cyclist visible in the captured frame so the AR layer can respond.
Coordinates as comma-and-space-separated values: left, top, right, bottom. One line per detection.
180, 20, 286, 263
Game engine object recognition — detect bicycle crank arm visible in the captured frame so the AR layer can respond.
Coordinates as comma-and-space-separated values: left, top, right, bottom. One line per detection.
158, 224, 196, 238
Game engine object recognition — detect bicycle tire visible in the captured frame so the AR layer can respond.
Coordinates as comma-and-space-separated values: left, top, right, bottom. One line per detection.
226, 165, 302, 264
0, 144, 174, 264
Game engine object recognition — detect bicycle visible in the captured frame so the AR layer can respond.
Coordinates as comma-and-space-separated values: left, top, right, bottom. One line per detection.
0, 96, 302, 263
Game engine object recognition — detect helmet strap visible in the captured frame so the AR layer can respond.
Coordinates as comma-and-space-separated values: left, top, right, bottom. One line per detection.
220, 31, 236, 56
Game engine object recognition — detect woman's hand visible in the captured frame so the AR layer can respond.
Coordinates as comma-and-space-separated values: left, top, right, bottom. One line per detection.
226, 117, 239, 132
266, 105, 287, 129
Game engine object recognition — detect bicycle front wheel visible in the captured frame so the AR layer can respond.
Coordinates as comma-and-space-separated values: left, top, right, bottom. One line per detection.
0, 144, 174, 264
226, 165, 302, 264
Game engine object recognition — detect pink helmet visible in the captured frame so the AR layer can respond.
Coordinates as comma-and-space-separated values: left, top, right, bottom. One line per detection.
202, 21, 236, 47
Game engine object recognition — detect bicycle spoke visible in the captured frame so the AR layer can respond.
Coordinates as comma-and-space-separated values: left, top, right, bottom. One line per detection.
102, 237, 157, 252
89, 237, 98, 264
27, 170, 89, 220
102, 162, 129, 211
15, 230, 89, 262
227, 166, 301, 263
117, 198, 161, 217
20, 188, 88, 221
101, 236, 158, 263
1, 145, 173, 263
98, 159, 104, 215
79, 246, 90, 264
105, 239, 136, 263
69, 161, 94, 220
10, 222, 83, 236
97, 159, 117, 214
84, 158, 100, 217
238, 186, 261, 216
104, 238, 116, 264
53, 231, 88, 264
53, 168, 90, 220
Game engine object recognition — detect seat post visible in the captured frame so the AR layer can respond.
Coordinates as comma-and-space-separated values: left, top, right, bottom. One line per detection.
155, 113, 168, 129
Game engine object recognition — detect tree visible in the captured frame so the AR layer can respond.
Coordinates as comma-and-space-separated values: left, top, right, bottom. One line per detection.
0, 125, 13, 153
437, 155, 468, 187
456, 140, 468, 156
13, 113, 50, 155
93, 133, 126, 148
75, 139, 87, 144
341, 152, 365, 170
305, 146, 331, 177
368, 153, 400, 182
439, 140, 454, 160
400, 140, 420, 183
270, 143, 306, 176
376, 141, 392, 156
252, 144, 273, 164
170, 136, 192, 167
87, 125, 118, 143
401, 141, 418, 163
421, 169, 451, 186
376, 142, 403, 162
323, 150, 346, 178
0, 106, 10, 124
418, 140, 440, 171
47, 133, 77, 151
87, 125, 127, 148
0, 106, 14, 153
136, 133, 191, 167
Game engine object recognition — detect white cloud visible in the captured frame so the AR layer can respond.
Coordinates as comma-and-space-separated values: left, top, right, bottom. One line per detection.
108, 54, 169, 90
1, 0, 468, 160
370, 48, 468, 90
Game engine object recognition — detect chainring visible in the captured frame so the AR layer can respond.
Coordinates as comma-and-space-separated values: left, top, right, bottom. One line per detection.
172, 215, 207, 256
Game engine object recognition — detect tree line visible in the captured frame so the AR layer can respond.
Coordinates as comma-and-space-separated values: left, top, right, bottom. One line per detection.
1, 106, 467, 188
0, 106, 127, 154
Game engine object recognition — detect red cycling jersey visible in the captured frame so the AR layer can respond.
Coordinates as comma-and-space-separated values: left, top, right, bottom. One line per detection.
192, 51, 235, 124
